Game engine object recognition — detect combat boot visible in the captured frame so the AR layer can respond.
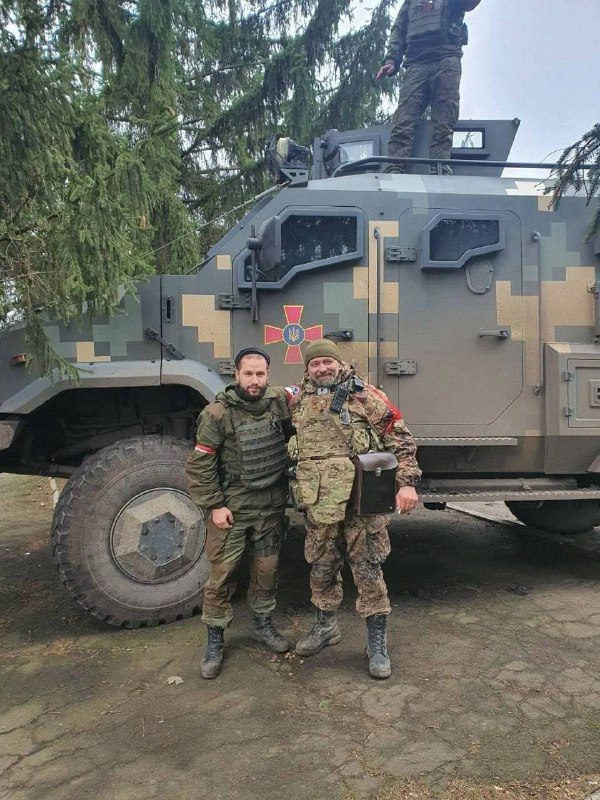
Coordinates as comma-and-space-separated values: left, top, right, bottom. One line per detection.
252, 614, 291, 653
295, 609, 341, 656
365, 614, 391, 679
200, 625, 224, 679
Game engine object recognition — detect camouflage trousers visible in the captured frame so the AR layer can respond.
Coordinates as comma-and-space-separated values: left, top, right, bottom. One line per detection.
386, 56, 461, 169
304, 507, 392, 618
202, 509, 285, 628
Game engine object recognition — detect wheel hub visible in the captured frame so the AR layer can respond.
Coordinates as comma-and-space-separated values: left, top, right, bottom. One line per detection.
111, 489, 205, 583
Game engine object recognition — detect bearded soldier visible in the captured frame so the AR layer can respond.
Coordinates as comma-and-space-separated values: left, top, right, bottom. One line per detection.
376, 0, 482, 174
289, 340, 421, 679
186, 348, 292, 679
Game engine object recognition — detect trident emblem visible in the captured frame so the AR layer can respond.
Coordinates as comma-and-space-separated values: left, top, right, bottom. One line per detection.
264, 305, 323, 364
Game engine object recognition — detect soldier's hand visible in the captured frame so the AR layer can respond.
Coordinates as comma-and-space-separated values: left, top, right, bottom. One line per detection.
376, 62, 396, 81
395, 485, 419, 514
212, 507, 234, 529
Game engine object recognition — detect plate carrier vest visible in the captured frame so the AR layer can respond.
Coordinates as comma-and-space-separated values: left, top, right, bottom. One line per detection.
229, 405, 288, 490
407, 0, 466, 46
294, 393, 353, 460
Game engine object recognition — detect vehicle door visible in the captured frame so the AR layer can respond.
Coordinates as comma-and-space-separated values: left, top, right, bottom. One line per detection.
230, 206, 369, 387
383, 208, 524, 426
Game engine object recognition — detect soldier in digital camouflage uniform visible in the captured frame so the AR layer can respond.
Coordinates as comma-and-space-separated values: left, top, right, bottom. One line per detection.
288, 340, 421, 679
376, 0, 482, 174
186, 348, 292, 679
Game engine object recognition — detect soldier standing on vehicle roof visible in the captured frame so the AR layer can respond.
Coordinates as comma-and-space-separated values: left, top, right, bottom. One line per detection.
186, 348, 293, 680
376, 0, 482, 174
288, 340, 421, 679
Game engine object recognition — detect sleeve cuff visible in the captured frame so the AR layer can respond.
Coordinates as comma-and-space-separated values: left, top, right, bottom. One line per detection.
383, 57, 400, 73
396, 477, 421, 487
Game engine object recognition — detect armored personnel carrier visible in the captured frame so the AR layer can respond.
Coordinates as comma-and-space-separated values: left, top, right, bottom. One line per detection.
1, 117, 599, 626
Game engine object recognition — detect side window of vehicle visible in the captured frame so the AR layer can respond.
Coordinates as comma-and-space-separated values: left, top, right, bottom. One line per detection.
279, 214, 358, 278
420, 214, 505, 270
339, 140, 375, 163
237, 208, 364, 289
452, 129, 484, 149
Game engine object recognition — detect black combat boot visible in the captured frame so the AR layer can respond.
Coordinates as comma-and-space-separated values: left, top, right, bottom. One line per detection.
295, 609, 341, 656
200, 625, 224, 679
252, 614, 291, 653
365, 614, 391, 679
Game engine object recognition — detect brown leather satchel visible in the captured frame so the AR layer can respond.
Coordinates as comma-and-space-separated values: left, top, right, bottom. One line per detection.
351, 451, 399, 515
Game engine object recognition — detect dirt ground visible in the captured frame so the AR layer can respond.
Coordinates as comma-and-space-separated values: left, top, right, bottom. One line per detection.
1, 473, 600, 800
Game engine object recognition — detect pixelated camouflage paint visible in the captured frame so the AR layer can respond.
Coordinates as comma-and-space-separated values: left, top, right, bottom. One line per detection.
1, 118, 600, 479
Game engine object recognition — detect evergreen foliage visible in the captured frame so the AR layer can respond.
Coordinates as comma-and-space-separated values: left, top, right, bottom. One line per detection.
549, 123, 600, 240
0, 0, 399, 372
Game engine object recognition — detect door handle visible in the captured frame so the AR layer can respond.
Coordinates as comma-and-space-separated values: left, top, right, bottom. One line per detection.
479, 329, 509, 340
324, 329, 353, 342
145, 326, 185, 359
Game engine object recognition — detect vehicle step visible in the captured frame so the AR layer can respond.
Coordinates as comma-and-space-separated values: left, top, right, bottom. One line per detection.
419, 487, 600, 503
415, 437, 518, 447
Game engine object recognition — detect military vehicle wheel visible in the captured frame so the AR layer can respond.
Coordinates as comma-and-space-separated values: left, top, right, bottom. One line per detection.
52, 435, 209, 627
505, 500, 600, 535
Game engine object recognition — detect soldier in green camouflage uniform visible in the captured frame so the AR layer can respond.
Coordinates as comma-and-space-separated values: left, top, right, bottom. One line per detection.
377, 0, 482, 174
186, 348, 292, 679
289, 340, 421, 679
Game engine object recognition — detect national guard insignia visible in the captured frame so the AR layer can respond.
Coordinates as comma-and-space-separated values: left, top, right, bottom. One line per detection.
264, 305, 323, 364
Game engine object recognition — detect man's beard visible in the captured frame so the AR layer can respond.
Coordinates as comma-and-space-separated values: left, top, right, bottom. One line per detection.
311, 370, 340, 389
235, 385, 267, 402
310, 371, 340, 389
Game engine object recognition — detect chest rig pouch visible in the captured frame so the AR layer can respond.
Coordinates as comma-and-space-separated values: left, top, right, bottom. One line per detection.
229, 406, 288, 490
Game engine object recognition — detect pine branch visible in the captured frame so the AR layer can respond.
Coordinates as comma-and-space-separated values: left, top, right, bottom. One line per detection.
185, 59, 270, 83
549, 124, 600, 239
1, 0, 402, 372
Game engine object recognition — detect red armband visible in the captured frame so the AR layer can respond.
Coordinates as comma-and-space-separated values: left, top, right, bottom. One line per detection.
367, 385, 404, 434
284, 385, 301, 409
195, 443, 217, 455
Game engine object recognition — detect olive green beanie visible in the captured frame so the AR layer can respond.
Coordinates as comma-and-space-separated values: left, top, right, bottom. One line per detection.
304, 338, 342, 366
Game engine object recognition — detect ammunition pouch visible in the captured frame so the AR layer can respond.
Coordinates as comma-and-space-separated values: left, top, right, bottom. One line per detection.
351, 452, 399, 516
448, 21, 467, 45
294, 457, 355, 524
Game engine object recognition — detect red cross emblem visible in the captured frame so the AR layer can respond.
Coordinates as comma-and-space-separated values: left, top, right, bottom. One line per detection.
264, 305, 323, 364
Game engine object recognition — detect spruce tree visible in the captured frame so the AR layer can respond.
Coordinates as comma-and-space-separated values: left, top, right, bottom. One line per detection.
549, 124, 600, 240
1, 0, 400, 372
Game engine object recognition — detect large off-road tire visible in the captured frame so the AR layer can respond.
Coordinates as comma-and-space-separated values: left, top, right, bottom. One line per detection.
52, 435, 209, 627
505, 499, 600, 535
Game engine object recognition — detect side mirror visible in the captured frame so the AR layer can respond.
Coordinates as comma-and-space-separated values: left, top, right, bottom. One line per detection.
248, 216, 282, 276
320, 129, 341, 174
